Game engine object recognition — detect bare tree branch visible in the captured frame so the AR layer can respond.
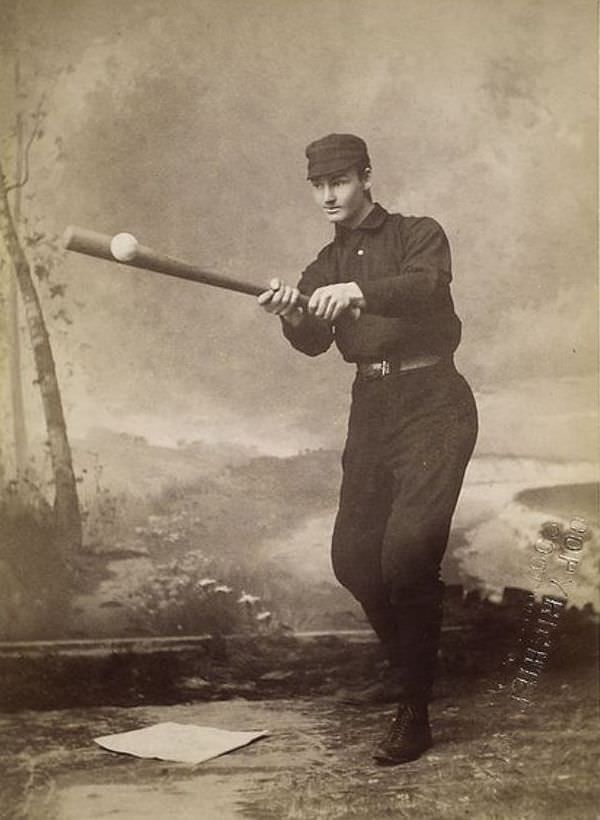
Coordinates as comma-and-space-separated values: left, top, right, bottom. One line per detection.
5, 94, 46, 194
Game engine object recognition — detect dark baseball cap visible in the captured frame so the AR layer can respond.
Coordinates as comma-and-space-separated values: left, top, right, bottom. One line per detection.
305, 133, 370, 180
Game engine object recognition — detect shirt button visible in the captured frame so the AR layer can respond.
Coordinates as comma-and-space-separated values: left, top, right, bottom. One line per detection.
357, 248, 365, 256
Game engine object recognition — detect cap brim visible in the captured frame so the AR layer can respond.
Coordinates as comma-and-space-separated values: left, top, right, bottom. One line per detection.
307, 161, 364, 180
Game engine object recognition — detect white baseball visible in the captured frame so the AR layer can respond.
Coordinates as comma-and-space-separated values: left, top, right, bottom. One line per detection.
110, 232, 139, 262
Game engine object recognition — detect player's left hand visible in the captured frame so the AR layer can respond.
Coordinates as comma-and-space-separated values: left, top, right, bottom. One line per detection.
307, 282, 366, 322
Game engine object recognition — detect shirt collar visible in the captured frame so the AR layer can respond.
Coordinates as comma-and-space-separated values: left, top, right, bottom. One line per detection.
335, 202, 388, 238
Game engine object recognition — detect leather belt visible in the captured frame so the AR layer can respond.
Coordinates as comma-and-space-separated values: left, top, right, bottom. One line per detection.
356, 353, 441, 380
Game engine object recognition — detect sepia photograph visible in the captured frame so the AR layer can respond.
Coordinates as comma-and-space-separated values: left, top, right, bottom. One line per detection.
0, 0, 598, 817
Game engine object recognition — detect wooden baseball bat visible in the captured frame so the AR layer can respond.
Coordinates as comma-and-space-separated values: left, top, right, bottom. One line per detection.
62, 225, 309, 306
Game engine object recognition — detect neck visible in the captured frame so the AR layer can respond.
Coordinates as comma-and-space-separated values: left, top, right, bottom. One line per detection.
345, 200, 375, 230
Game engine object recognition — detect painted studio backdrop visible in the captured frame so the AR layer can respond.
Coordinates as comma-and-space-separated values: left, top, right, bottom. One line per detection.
0, 0, 597, 639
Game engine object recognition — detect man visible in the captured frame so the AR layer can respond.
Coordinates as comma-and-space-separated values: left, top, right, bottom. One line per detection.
258, 133, 478, 764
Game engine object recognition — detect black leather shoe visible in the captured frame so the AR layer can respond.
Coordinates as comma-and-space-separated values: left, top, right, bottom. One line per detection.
373, 701, 432, 765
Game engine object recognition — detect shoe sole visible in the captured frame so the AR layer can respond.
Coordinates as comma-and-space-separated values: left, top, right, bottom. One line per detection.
372, 739, 432, 766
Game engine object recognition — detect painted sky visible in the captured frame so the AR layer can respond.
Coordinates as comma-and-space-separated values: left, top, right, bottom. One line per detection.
1, 0, 597, 461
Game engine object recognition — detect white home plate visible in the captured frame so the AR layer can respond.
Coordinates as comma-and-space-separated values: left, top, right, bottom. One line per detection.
94, 722, 269, 764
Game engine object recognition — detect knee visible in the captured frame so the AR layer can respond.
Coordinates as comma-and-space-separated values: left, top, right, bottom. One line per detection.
331, 531, 361, 595
331, 528, 383, 603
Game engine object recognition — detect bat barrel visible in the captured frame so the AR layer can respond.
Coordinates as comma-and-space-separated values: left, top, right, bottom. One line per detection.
63, 225, 296, 301
63, 225, 114, 261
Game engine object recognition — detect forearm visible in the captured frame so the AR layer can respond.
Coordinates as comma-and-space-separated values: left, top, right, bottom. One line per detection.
280, 313, 334, 356
359, 272, 448, 318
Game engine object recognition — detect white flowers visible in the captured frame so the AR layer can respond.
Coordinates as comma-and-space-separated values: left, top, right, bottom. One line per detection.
126, 545, 275, 634
238, 592, 261, 606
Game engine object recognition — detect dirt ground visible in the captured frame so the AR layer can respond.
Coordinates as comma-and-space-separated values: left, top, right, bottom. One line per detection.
1, 662, 598, 820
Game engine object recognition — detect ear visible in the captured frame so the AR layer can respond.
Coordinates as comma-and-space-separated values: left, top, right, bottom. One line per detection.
361, 167, 372, 193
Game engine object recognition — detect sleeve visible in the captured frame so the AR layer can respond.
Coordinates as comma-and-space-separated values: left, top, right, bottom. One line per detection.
358, 217, 453, 318
281, 249, 335, 357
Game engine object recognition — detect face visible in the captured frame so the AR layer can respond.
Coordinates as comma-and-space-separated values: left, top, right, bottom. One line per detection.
310, 167, 372, 229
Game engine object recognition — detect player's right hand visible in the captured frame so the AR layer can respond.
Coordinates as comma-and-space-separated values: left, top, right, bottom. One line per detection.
258, 278, 304, 325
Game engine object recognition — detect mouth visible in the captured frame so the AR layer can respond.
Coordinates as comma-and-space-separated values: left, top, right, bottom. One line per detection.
324, 207, 341, 214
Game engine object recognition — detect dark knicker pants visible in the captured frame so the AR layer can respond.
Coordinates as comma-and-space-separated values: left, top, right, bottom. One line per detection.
331, 359, 478, 700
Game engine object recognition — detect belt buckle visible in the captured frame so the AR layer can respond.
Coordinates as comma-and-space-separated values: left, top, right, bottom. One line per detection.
362, 359, 391, 380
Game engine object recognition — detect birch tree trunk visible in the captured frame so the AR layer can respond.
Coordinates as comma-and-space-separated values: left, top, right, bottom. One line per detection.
9, 101, 29, 477
0, 157, 82, 559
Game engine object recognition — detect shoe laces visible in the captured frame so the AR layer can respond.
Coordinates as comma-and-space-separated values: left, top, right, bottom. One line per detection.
386, 703, 418, 740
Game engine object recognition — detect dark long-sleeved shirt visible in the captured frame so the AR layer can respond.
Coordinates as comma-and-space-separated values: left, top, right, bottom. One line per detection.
282, 203, 462, 362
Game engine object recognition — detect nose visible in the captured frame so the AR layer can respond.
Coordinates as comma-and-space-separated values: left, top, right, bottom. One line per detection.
323, 184, 336, 205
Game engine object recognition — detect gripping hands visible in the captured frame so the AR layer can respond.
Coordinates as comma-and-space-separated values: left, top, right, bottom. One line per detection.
258, 278, 365, 324
258, 278, 305, 326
